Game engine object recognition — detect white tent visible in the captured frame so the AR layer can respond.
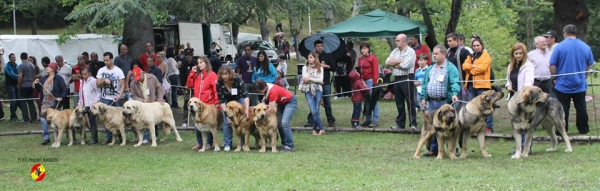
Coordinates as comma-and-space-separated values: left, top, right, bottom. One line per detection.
0, 34, 118, 65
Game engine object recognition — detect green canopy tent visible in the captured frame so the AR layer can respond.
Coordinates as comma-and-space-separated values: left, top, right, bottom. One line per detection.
318, 9, 427, 38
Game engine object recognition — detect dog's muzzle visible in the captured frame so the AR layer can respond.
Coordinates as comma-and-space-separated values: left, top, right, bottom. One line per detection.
122, 111, 131, 118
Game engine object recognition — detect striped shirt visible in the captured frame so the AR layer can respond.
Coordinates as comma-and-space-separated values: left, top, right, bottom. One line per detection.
426, 62, 448, 99
386, 47, 416, 76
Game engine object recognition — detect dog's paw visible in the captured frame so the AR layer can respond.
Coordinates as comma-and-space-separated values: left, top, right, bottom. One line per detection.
243, 146, 250, 152
435, 156, 443, 160
176, 138, 183, 142
234, 147, 241, 152
151, 144, 157, 147
67, 143, 73, 146
521, 153, 529, 158
160, 139, 166, 142
259, 148, 266, 153
80, 141, 86, 145
546, 148, 556, 152
413, 155, 421, 159
108, 143, 115, 146
213, 147, 220, 152
459, 154, 467, 158
199, 149, 206, 152
565, 148, 573, 153
133, 144, 141, 147
482, 153, 492, 158
511, 154, 521, 159
120, 143, 126, 146
272, 148, 278, 153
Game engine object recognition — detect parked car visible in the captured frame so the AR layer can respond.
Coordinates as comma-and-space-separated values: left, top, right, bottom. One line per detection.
237, 40, 278, 63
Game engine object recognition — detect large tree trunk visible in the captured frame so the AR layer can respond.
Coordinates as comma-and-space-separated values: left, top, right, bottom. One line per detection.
30, 19, 38, 35
290, 15, 302, 60
122, 13, 154, 59
445, 0, 463, 37
258, 14, 270, 42
553, 0, 589, 41
325, 4, 335, 27
420, 1, 437, 50
352, 0, 362, 17
525, 0, 534, 48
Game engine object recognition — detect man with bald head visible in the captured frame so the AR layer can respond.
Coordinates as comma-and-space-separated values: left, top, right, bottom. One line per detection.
386, 34, 418, 130
88, 52, 105, 77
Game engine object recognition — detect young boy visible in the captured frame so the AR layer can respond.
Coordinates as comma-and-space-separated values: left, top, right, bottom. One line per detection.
414, 53, 429, 116
349, 70, 370, 128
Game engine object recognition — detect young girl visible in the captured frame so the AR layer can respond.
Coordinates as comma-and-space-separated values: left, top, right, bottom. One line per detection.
349, 70, 369, 128
414, 53, 429, 117
302, 52, 325, 135
78, 67, 100, 144
274, 69, 289, 90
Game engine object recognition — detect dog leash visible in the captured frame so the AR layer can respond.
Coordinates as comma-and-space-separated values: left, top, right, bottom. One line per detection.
36, 81, 62, 110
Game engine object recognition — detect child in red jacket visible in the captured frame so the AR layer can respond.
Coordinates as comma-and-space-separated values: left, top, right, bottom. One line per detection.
349, 70, 370, 128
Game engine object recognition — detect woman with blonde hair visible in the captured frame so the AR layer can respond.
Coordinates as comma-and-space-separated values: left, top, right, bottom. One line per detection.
302, 52, 325, 135
506, 43, 535, 155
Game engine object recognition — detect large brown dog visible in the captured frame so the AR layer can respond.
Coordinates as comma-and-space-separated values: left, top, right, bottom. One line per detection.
123, 100, 183, 147
457, 88, 504, 158
225, 101, 260, 152
507, 86, 572, 159
413, 104, 459, 159
188, 97, 223, 152
68, 106, 91, 146
253, 103, 279, 153
91, 102, 129, 146
41, 108, 73, 148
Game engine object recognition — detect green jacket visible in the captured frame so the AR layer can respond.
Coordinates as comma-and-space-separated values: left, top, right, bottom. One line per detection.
420, 60, 460, 104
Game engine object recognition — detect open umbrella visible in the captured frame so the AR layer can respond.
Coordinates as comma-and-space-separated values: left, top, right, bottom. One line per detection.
298, 33, 346, 59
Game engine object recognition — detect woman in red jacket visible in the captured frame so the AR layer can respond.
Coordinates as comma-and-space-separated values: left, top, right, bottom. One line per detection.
186, 56, 219, 150
357, 42, 380, 127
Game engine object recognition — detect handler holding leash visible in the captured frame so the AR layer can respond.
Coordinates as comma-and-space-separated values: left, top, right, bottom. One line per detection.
253, 80, 297, 152
216, 65, 250, 151
34, 62, 68, 145
129, 66, 166, 144
187, 56, 219, 151
420, 45, 460, 157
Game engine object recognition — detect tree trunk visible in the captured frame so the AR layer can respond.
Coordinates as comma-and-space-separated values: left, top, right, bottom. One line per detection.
419, 1, 437, 50
258, 14, 270, 42
232, 22, 239, 45
122, 13, 154, 59
290, 15, 300, 59
386, 38, 395, 50
553, 0, 589, 41
525, 0, 534, 48
325, 4, 335, 27
445, 0, 463, 37
30, 19, 38, 35
352, 0, 362, 17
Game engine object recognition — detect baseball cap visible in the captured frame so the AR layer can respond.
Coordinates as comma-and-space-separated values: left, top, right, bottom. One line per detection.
132, 67, 143, 81
543, 30, 558, 38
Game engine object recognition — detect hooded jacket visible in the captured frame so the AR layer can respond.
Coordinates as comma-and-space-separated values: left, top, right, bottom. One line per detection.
349, 70, 369, 103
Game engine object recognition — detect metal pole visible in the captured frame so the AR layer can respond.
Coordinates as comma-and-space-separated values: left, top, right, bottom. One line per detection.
13, 0, 16, 35
308, 7, 312, 35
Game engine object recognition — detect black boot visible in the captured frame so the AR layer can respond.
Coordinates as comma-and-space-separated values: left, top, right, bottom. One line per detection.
360, 119, 372, 128
90, 125, 98, 144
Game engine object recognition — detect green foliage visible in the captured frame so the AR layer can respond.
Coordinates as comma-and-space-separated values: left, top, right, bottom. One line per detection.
586, 1, 600, 61
367, 38, 392, 67
508, 0, 553, 48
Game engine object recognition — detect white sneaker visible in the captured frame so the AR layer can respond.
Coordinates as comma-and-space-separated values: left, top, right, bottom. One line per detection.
142, 140, 149, 144
224, 146, 231, 151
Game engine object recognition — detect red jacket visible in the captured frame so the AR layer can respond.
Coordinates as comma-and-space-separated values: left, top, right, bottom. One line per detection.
186, 69, 219, 105
357, 54, 379, 85
140, 52, 158, 72
349, 70, 369, 103
413, 44, 432, 71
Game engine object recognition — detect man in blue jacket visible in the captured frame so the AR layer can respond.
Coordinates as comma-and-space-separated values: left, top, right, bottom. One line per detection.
4, 53, 21, 121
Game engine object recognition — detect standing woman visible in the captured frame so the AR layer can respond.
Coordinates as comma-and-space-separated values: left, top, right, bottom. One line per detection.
33, 62, 67, 145
506, 43, 535, 154
216, 65, 250, 151
165, 47, 180, 108
186, 56, 219, 151
357, 42, 380, 127
462, 38, 493, 133
253, 79, 297, 152
302, 52, 325, 135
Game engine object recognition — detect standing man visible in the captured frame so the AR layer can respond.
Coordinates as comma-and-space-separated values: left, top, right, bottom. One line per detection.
88, 52, 105, 78
550, 24, 594, 135
304, 40, 337, 127
147, 57, 163, 84
410, 35, 431, 72
445, 33, 471, 110
458, 34, 473, 54
82, 52, 90, 64
178, 52, 195, 123
386, 34, 418, 130
55, 55, 72, 109
420, 45, 460, 156
209, 50, 221, 73
17, 52, 37, 123
71, 55, 89, 108
4, 53, 20, 121
543, 30, 559, 52
236, 44, 259, 106
129, 67, 165, 144
114, 45, 132, 105
185, 42, 194, 55
346, 41, 357, 68
96, 52, 126, 144
140, 41, 158, 72
528, 36, 553, 94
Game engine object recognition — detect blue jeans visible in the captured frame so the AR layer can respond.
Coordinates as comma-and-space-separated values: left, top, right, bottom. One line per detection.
468, 88, 494, 130
278, 96, 297, 149
426, 99, 446, 152
41, 117, 50, 140
168, 75, 179, 107
351, 102, 362, 121
364, 79, 379, 122
194, 97, 244, 147
7, 85, 18, 119
305, 90, 323, 130
103, 98, 122, 141
306, 84, 335, 124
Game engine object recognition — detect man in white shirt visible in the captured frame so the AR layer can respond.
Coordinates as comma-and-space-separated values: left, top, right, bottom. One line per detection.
386, 34, 417, 130
528, 36, 553, 94
55, 55, 72, 109
96, 52, 126, 144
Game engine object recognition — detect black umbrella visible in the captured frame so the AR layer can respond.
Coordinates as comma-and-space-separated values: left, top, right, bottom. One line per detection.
298, 33, 346, 59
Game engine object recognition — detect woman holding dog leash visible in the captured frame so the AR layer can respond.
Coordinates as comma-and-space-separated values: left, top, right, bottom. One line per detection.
77, 67, 100, 144
253, 80, 297, 152
462, 38, 494, 134
186, 56, 219, 151
33, 62, 68, 145
215, 65, 250, 151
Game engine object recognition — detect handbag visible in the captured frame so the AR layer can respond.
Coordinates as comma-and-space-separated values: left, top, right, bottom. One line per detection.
298, 81, 308, 93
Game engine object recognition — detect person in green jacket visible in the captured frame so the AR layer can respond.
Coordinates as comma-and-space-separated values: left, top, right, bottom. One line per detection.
419, 45, 460, 157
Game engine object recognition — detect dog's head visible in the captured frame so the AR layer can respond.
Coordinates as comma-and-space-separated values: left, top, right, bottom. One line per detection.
122, 100, 140, 119
253, 103, 269, 122
478, 88, 505, 113
436, 104, 457, 125
90, 102, 108, 116
225, 101, 243, 120
73, 106, 88, 118
517, 86, 549, 112
41, 108, 56, 120
188, 97, 206, 114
